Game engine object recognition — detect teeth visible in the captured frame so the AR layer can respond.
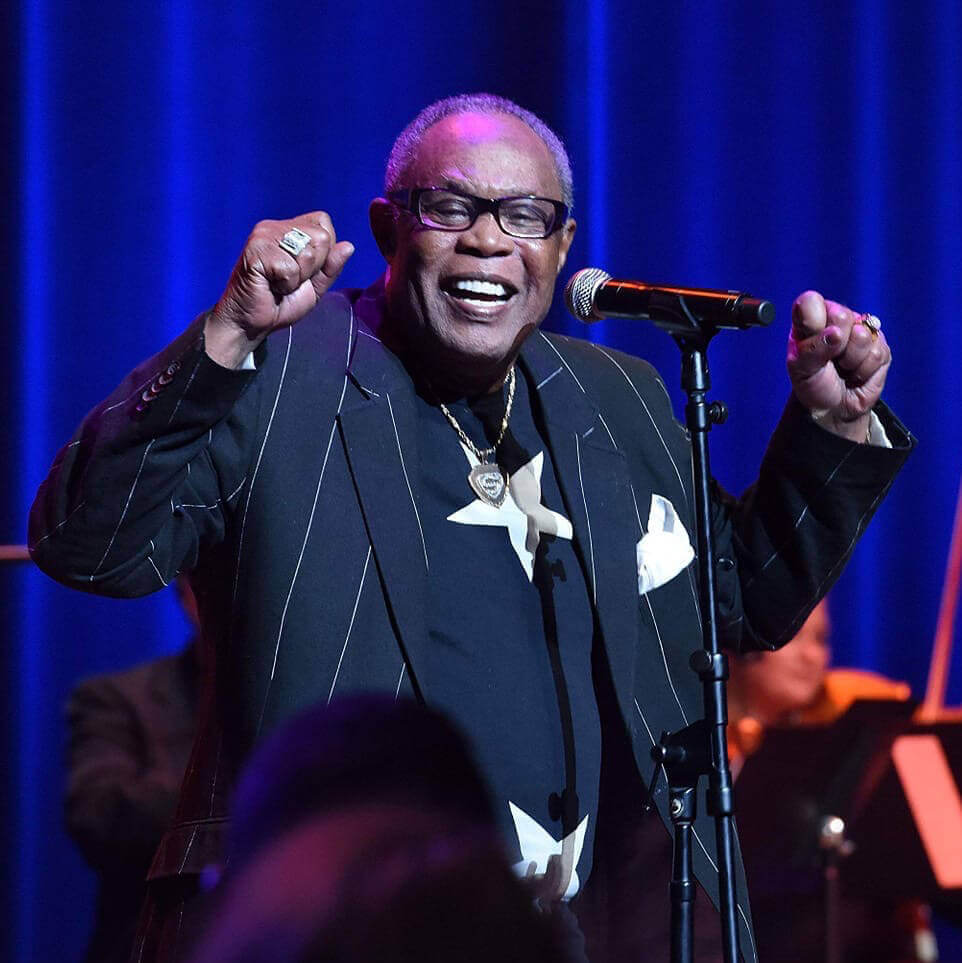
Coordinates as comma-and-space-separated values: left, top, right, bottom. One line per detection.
450, 278, 510, 298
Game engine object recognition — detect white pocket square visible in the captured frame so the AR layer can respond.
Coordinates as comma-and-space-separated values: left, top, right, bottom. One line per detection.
636, 493, 695, 595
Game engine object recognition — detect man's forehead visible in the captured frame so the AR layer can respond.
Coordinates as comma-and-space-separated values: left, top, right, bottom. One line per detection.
410, 111, 559, 193
436, 111, 518, 142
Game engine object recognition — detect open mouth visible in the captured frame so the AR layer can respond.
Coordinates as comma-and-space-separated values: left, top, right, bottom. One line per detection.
440, 276, 518, 307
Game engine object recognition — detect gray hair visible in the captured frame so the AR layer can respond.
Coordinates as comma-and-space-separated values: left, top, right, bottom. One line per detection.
384, 93, 574, 211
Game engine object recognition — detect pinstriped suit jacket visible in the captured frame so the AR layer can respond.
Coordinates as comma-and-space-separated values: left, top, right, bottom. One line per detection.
30, 280, 913, 961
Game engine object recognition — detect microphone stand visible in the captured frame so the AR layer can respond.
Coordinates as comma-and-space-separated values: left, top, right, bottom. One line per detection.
643, 306, 745, 963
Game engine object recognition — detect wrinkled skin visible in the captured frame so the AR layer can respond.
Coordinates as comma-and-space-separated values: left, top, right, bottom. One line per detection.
370, 112, 576, 396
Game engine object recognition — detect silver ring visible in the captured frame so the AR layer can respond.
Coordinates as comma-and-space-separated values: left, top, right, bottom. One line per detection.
858, 312, 882, 333
278, 227, 311, 257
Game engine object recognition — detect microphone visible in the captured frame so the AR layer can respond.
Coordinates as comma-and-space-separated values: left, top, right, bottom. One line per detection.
564, 268, 775, 335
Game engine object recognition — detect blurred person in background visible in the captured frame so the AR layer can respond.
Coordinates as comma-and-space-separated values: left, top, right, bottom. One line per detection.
727, 598, 911, 765
729, 599, 938, 963
65, 578, 202, 963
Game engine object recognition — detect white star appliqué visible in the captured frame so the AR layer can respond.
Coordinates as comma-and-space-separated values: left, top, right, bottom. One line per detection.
447, 446, 573, 581
508, 801, 589, 901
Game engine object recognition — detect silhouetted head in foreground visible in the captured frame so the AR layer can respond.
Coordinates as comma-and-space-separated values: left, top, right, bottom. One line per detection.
228, 694, 498, 872
193, 804, 571, 963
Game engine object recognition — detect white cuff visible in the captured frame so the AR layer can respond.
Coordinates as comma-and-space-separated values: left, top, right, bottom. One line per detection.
811, 408, 892, 448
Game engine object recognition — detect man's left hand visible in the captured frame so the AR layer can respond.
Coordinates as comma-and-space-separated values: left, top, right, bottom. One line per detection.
787, 290, 892, 442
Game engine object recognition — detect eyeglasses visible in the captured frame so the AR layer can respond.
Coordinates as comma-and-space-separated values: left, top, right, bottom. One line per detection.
388, 187, 570, 239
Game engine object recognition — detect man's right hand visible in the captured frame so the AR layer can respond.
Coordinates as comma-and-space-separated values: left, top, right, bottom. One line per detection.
205, 212, 354, 368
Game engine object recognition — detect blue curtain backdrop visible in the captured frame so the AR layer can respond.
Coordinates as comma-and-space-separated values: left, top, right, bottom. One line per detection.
5, 2, 962, 960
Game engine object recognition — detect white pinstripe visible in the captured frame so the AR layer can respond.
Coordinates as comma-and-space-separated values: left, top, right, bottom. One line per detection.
257, 372, 350, 735
633, 698, 656, 746
574, 433, 597, 601
250, 309, 358, 732
386, 392, 429, 571
327, 546, 373, 703
146, 560, 167, 588
538, 331, 589, 392
395, 663, 407, 699
146, 550, 168, 588
545, 333, 694, 726
91, 440, 156, 577
589, 343, 690, 513
165, 354, 202, 426
43, 438, 82, 477
536, 366, 563, 390
178, 475, 248, 511
170, 905, 185, 960
771, 483, 890, 646
643, 595, 689, 724
231, 327, 295, 608
589, 345, 704, 634
207, 738, 222, 818
744, 445, 856, 590
596, 411, 617, 446
595, 411, 644, 534
692, 829, 758, 963
555, 337, 735, 939
177, 826, 198, 873
99, 331, 201, 417
628, 483, 644, 533
100, 372, 159, 416
30, 499, 86, 550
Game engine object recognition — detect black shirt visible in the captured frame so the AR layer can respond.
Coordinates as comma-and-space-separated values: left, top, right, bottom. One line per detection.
414, 368, 602, 899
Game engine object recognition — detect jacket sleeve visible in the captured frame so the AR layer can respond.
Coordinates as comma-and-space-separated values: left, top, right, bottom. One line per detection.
719, 394, 915, 651
29, 316, 263, 597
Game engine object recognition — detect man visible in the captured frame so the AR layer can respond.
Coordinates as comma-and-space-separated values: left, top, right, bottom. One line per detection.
64, 578, 201, 963
728, 600, 935, 962
30, 93, 913, 961
728, 598, 912, 757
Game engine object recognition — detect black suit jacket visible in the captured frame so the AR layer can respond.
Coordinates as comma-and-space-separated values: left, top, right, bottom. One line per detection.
31, 281, 914, 961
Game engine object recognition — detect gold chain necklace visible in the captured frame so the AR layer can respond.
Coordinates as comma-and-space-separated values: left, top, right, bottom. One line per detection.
436, 366, 516, 508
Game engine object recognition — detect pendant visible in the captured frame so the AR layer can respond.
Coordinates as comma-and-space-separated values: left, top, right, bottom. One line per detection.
468, 462, 508, 508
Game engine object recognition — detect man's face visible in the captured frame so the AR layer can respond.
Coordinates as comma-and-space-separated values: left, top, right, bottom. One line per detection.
376, 112, 576, 390
737, 601, 832, 722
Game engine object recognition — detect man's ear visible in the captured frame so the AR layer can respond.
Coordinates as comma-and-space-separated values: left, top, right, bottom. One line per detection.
555, 218, 577, 274
369, 198, 398, 261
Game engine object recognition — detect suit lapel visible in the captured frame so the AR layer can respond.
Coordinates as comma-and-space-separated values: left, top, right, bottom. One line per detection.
339, 304, 641, 719
338, 291, 433, 701
521, 333, 640, 729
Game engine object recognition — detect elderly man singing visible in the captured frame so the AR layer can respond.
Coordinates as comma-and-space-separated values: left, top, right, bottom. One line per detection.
31, 94, 913, 962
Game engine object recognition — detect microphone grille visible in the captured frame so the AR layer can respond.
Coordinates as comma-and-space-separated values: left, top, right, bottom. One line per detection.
564, 268, 612, 321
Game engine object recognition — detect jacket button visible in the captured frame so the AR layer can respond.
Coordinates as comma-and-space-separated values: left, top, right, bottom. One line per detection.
166, 362, 180, 376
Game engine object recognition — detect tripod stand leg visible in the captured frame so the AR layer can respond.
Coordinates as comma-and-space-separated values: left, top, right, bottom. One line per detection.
669, 786, 696, 963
